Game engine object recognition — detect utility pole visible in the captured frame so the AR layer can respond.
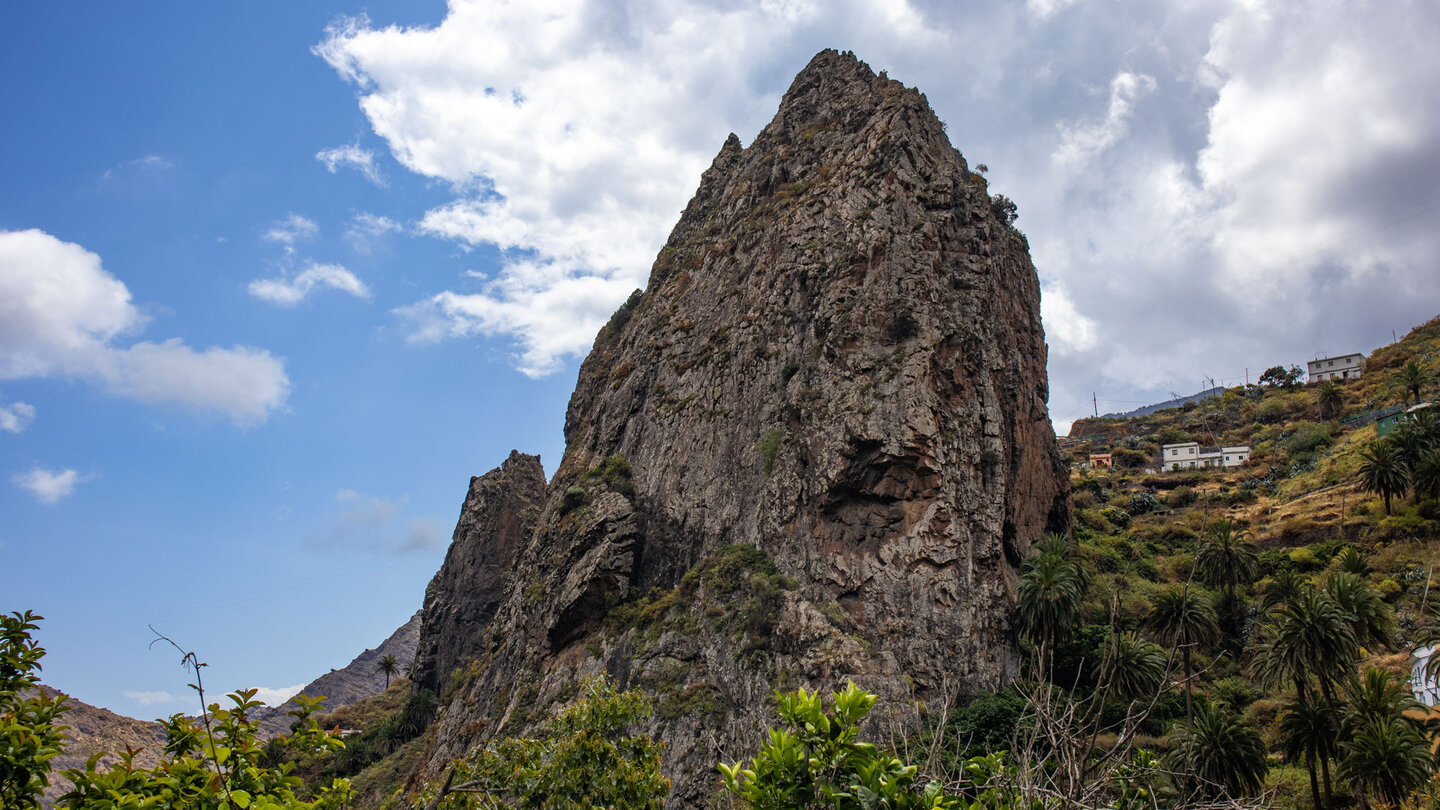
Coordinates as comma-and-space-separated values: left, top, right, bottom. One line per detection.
1093, 392, 1098, 418
1245, 367, 1249, 386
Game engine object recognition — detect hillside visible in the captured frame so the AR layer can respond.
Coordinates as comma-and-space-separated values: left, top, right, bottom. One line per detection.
251, 610, 421, 738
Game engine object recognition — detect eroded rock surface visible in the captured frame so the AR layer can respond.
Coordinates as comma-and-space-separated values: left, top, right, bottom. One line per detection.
411, 451, 548, 695
414, 49, 1068, 807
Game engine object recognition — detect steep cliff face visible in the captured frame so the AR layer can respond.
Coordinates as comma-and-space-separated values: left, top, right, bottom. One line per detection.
416, 49, 1067, 807
411, 451, 548, 695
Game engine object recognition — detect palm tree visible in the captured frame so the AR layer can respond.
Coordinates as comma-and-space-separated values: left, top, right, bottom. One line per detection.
1357, 441, 1410, 514
1280, 697, 1338, 810
1335, 547, 1369, 576
376, 653, 399, 689
1341, 667, 1425, 733
1100, 631, 1168, 702
1251, 588, 1358, 712
1323, 573, 1394, 652
1413, 447, 1440, 501
1167, 702, 1269, 799
1016, 550, 1084, 662
1387, 359, 1437, 405
1148, 585, 1220, 724
1195, 519, 1258, 600
1261, 569, 1308, 610
1337, 716, 1433, 807
1316, 380, 1345, 419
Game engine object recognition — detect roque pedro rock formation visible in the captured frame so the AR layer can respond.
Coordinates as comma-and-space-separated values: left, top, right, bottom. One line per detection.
411, 49, 1067, 806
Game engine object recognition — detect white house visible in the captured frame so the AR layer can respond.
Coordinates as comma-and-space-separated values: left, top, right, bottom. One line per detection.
1413, 645, 1440, 707
1307, 353, 1365, 381
1160, 442, 1251, 471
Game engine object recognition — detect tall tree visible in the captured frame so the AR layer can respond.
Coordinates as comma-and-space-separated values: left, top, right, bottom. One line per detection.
1261, 569, 1308, 610
1148, 585, 1219, 724
1016, 550, 1084, 665
1195, 519, 1258, 601
1357, 441, 1410, 514
1281, 698, 1338, 810
1100, 631, 1168, 702
1323, 574, 1394, 652
1414, 447, 1440, 501
1337, 717, 1433, 807
376, 653, 399, 689
1251, 588, 1358, 713
1167, 702, 1269, 799
1316, 380, 1345, 419
1388, 359, 1437, 404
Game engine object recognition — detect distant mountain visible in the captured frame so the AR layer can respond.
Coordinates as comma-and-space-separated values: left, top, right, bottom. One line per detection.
251, 610, 421, 737
37, 685, 166, 807
1101, 386, 1225, 419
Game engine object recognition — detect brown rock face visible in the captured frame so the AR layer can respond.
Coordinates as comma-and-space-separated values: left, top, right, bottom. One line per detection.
411, 450, 548, 695
415, 50, 1067, 806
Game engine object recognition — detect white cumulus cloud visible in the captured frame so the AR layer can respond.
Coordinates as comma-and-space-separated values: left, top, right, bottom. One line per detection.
250, 683, 308, 707
316, 143, 387, 186
262, 214, 319, 250
123, 689, 181, 706
0, 229, 290, 425
317, 0, 944, 375
0, 400, 36, 433
316, 0, 1440, 427
12, 467, 82, 504
249, 262, 371, 306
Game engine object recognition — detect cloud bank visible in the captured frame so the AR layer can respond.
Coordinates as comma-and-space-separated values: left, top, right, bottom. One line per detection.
318, 0, 1440, 421
0, 229, 290, 425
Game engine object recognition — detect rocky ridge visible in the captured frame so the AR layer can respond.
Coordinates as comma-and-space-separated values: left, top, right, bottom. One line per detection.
411, 49, 1067, 807
252, 610, 422, 737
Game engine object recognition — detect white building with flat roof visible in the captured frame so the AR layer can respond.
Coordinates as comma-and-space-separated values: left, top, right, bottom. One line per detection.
1308, 353, 1365, 381
1161, 442, 1251, 471
1414, 645, 1440, 707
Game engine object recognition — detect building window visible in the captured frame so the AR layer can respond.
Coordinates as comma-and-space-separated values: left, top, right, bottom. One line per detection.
1189, 447, 1195, 454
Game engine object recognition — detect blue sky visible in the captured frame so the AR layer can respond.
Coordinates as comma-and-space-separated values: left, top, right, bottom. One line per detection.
4, 0, 1439, 717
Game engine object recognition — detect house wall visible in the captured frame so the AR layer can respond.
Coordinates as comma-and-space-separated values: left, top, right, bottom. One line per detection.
1307, 353, 1365, 381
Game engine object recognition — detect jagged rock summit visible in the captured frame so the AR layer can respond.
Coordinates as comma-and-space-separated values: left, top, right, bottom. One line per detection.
413, 49, 1067, 806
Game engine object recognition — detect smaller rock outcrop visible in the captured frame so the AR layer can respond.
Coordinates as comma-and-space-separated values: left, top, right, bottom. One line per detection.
410, 451, 548, 694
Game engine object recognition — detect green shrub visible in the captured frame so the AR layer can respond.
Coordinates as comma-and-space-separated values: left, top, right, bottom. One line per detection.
1, 611, 69, 809
720, 683, 959, 809
1169, 486, 1197, 508
557, 486, 590, 516
757, 429, 784, 476
428, 676, 667, 809
1100, 505, 1132, 529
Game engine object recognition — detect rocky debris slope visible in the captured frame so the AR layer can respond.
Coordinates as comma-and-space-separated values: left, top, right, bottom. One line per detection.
414, 49, 1068, 807
252, 610, 422, 737
37, 686, 166, 807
